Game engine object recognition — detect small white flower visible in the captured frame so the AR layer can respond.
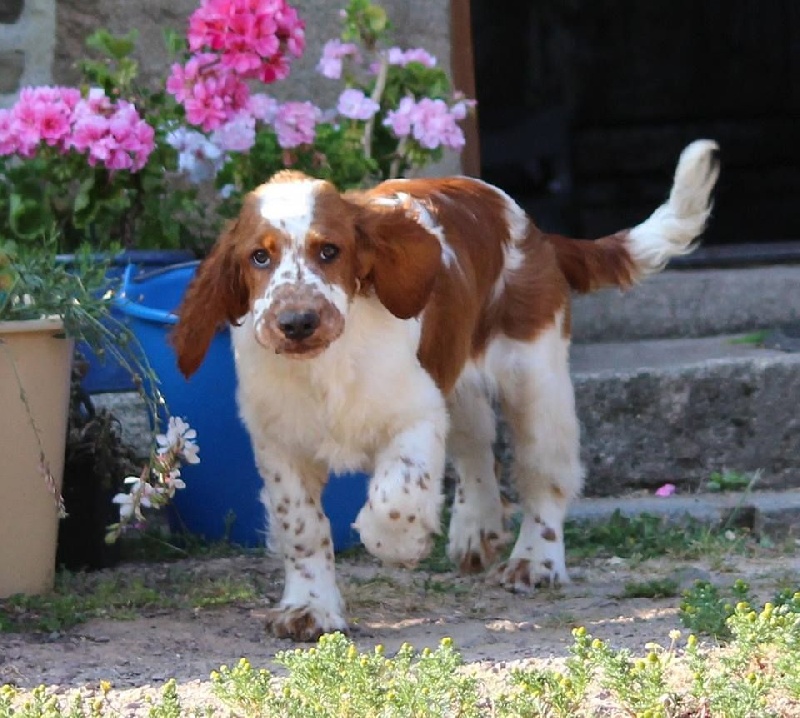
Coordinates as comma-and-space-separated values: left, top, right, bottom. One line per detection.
181, 440, 200, 465
157, 417, 197, 450
112, 492, 135, 520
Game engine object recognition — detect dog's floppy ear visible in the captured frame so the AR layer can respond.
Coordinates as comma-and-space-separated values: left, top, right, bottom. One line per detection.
354, 202, 442, 320
171, 220, 249, 378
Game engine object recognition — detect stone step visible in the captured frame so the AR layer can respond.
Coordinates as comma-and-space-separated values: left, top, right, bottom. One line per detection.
97, 334, 800, 501
569, 335, 800, 496
571, 265, 800, 343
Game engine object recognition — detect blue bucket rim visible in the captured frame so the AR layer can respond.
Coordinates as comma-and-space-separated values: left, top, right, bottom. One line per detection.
114, 261, 201, 326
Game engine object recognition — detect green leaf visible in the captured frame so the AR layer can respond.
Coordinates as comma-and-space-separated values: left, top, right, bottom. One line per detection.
8, 192, 49, 239
86, 29, 138, 61
72, 176, 98, 228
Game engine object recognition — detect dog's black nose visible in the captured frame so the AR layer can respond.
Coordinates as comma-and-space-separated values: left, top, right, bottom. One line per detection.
277, 309, 320, 341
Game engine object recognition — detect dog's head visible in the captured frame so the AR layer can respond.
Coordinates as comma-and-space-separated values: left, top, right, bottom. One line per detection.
172, 171, 443, 376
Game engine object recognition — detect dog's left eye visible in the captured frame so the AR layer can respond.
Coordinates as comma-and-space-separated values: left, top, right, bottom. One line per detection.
251, 249, 271, 268
319, 243, 340, 263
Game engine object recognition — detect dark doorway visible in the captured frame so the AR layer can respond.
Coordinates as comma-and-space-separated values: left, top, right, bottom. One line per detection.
470, 0, 800, 258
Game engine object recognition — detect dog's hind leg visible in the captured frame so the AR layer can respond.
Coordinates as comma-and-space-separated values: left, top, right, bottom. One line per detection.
446, 364, 510, 573
488, 310, 584, 591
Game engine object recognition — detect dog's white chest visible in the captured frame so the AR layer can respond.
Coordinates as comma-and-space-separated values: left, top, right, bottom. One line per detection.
231, 298, 441, 472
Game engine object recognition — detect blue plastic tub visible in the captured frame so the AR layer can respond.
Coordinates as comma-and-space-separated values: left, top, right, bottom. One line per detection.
115, 262, 367, 550
58, 249, 196, 393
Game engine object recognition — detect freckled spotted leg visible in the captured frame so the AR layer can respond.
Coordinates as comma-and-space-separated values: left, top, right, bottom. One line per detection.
491, 320, 584, 591
353, 418, 447, 567
255, 448, 348, 641
446, 366, 511, 573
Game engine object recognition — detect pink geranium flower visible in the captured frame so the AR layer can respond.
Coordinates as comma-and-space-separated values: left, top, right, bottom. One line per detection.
655, 483, 677, 497
337, 88, 379, 121
317, 39, 360, 80
273, 101, 319, 148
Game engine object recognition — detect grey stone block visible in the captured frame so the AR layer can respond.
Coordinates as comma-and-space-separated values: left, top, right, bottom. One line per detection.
571, 337, 800, 495
572, 266, 800, 343
0, 50, 24, 93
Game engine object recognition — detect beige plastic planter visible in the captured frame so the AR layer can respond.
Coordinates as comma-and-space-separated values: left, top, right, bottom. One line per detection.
0, 318, 73, 598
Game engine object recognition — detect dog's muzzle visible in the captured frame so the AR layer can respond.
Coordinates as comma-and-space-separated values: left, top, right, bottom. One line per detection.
255, 286, 345, 357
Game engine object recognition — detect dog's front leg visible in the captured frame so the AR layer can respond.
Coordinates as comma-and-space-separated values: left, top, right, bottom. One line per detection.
353, 418, 447, 567
256, 450, 348, 641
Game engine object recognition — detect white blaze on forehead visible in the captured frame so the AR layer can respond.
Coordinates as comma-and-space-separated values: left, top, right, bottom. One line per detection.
256, 179, 321, 247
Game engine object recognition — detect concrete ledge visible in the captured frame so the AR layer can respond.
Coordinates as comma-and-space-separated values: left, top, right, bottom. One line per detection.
572, 266, 800, 343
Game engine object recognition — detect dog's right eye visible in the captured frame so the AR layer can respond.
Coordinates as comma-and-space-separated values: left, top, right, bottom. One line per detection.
251, 249, 271, 268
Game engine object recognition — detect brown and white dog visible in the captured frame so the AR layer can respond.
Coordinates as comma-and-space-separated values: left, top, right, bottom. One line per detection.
173, 140, 720, 640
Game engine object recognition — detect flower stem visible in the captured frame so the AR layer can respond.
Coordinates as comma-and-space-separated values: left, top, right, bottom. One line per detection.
389, 136, 409, 179
363, 52, 389, 161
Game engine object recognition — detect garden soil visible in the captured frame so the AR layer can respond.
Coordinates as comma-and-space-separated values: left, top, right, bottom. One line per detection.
1, 548, 798, 713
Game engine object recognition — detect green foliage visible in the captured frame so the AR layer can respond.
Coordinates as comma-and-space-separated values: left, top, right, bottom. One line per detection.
706, 469, 753, 492
730, 330, 769, 346
496, 627, 594, 717
679, 579, 753, 639
0, 31, 209, 254
212, 634, 481, 717
0, 566, 264, 633
564, 510, 712, 561
0, 237, 107, 330
622, 578, 680, 599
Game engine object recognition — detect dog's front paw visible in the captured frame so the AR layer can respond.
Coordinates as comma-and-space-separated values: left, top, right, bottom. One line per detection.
353, 497, 437, 568
492, 557, 570, 594
265, 603, 349, 642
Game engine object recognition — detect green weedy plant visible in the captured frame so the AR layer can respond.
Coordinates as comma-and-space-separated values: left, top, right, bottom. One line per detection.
679, 578, 753, 639
495, 626, 594, 718
211, 633, 480, 717
706, 469, 755, 493
588, 635, 681, 718
563, 510, 711, 561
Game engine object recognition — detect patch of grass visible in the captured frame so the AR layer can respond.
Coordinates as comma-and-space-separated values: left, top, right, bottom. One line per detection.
564, 510, 725, 562
730, 330, 769, 346
706, 469, 756, 493
421, 576, 469, 595
622, 578, 680, 599
118, 522, 262, 563
0, 565, 266, 633
417, 520, 451, 573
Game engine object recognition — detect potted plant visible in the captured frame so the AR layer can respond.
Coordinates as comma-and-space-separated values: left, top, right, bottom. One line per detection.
0, 238, 111, 596
0, 237, 199, 594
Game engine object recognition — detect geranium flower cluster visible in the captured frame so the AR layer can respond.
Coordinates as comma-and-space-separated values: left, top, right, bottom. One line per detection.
166, 0, 474, 190
385, 96, 474, 151
107, 416, 200, 540
0, 86, 155, 171
167, 0, 305, 131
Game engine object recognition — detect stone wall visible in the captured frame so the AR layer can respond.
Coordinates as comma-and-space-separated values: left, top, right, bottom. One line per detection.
0, 0, 55, 106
